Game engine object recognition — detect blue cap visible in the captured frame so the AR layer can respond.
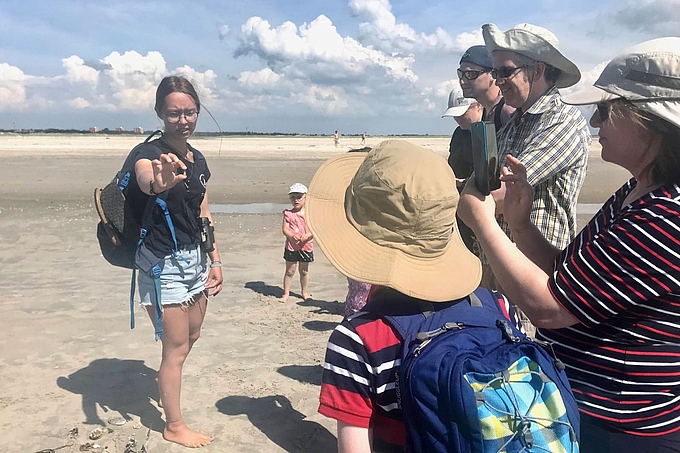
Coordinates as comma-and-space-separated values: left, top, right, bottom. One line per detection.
459, 45, 493, 69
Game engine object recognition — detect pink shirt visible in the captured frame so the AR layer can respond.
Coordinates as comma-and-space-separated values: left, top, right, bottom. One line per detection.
283, 209, 313, 252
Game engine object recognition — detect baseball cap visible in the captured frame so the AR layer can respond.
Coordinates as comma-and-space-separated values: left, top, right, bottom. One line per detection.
289, 183, 308, 194
561, 37, 680, 129
460, 45, 493, 69
442, 88, 475, 117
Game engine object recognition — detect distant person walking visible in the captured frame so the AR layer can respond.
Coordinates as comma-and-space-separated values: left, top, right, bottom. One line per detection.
333, 131, 340, 148
280, 183, 314, 303
360, 132, 366, 146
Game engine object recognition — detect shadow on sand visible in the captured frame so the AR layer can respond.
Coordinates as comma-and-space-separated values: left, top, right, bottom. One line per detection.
302, 320, 339, 332
57, 358, 163, 433
245, 280, 304, 300
216, 394, 336, 452
297, 297, 345, 316
277, 364, 324, 386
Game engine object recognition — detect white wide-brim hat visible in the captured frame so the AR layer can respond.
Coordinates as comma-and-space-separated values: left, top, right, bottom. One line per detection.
562, 37, 680, 129
482, 23, 581, 89
306, 140, 481, 302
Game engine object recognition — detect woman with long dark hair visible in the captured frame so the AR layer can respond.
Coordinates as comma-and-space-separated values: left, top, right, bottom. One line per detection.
130, 75, 222, 447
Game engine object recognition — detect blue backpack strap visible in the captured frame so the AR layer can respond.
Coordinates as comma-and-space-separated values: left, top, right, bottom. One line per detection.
151, 263, 163, 341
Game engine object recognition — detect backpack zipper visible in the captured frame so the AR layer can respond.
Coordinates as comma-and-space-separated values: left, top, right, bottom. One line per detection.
413, 322, 464, 356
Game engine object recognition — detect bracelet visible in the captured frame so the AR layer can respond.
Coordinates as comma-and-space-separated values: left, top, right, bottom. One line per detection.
149, 180, 158, 195
210, 261, 222, 268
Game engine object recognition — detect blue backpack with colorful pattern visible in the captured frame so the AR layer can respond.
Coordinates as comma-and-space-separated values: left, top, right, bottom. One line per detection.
379, 287, 581, 453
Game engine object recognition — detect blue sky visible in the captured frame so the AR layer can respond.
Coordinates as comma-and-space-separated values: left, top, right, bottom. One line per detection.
1, 0, 678, 135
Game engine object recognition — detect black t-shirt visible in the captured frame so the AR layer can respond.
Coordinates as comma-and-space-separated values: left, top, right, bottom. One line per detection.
448, 127, 473, 179
126, 139, 211, 259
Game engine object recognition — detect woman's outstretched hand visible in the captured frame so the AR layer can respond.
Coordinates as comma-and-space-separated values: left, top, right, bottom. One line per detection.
500, 155, 534, 230
152, 153, 187, 192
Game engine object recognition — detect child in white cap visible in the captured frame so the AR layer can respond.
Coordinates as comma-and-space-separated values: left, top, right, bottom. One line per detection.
279, 183, 314, 302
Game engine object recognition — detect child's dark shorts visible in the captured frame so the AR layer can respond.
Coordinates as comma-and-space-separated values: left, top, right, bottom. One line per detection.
284, 249, 314, 263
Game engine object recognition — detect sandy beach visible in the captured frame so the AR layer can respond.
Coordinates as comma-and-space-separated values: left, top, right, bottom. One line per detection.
0, 134, 630, 453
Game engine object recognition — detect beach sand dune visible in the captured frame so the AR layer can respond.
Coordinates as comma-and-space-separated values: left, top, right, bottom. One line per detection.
0, 135, 628, 452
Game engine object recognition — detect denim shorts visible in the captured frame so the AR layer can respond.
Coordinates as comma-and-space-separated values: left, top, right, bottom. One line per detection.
138, 246, 208, 306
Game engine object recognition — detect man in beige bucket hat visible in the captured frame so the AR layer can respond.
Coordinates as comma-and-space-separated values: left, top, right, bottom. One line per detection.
310, 140, 525, 452
477, 23, 592, 336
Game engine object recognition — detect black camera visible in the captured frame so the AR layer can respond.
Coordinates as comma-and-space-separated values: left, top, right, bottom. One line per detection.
200, 217, 215, 253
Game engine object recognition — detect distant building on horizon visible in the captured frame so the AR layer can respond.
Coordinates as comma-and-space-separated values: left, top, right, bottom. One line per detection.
134, 126, 144, 134
89, 126, 99, 133
115, 126, 125, 132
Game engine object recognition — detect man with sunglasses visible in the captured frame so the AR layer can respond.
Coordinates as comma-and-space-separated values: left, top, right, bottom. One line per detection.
477, 23, 591, 336
458, 45, 515, 131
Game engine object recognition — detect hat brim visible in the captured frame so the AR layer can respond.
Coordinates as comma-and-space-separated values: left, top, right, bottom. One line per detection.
483, 24, 581, 89
306, 152, 482, 302
442, 105, 471, 117
561, 84, 621, 105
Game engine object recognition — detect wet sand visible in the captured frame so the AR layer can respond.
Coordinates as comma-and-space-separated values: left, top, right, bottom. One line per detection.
0, 134, 629, 452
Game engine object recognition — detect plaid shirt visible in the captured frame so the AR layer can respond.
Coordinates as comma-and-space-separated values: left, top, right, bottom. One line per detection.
495, 86, 590, 250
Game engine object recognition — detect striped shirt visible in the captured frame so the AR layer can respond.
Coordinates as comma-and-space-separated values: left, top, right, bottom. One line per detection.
496, 85, 591, 249
541, 180, 680, 435
318, 292, 521, 452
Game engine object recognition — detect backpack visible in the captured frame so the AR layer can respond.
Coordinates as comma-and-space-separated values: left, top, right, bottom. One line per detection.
372, 288, 580, 453
94, 130, 180, 340
94, 130, 164, 269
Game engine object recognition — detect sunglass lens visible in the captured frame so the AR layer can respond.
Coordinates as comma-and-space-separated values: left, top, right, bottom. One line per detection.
597, 104, 610, 122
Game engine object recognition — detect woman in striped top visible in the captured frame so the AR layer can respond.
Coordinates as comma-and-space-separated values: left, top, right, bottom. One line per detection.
459, 38, 680, 452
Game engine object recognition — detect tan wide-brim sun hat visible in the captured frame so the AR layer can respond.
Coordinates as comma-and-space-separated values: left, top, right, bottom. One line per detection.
482, 23, 581, 89
306, 140, 482, 302
561, 37, 680, 129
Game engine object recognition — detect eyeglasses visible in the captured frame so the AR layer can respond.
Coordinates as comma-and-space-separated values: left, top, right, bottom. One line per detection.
491, 65, 531, 80
289, 194, 305, 200
457, 69, 491, 81
596, 103, 611, 123
165, 109, 198, 123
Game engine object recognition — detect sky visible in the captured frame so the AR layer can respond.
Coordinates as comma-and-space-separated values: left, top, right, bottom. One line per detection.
1, 0, 678, 135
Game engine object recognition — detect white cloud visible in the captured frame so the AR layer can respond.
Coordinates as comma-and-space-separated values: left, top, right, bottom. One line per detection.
62, 55, 99, 87
173, 66, 219, 105
217, 22, 230, 41
0, 63, 30, 109
98, 51, 166, 110
235, 15, 417, 83
348, 0, 482, 53
69, 97, 91, 109
238, 68, 282, 88
294, 85, 348, 114
561, 61, 608, 96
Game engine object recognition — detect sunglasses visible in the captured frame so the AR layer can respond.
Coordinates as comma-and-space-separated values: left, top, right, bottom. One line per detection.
490, 65, 532, 80
596, 103, 611, 123
457, 68, 491, 81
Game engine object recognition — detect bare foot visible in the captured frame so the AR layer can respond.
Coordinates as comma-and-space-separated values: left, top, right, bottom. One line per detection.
164, 420, 213, 448
302, 293, 311, 300
278, 294, 289, 303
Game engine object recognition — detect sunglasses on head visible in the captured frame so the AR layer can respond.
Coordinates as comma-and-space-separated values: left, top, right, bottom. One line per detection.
457, 68, 491, 80
490, 65, 532, 80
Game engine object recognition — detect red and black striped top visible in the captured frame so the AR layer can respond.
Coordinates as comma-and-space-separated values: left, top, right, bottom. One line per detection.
542, 179, 680, 436
318, 292, 520, 452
